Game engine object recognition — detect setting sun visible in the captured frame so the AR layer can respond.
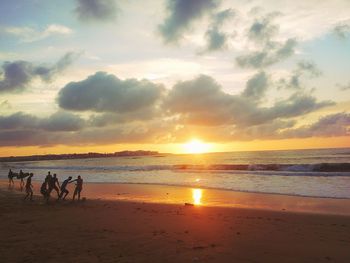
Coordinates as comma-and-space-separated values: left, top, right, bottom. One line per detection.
183, 139, 211, 154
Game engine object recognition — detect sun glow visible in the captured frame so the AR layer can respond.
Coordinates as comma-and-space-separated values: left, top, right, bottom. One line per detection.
183, 139, 211, 154
192, 189, 202, 205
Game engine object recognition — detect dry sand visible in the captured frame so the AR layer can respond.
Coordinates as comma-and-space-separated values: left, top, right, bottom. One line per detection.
1, 181, 350, 262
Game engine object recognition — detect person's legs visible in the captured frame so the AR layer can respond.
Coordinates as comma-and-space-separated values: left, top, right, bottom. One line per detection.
24, 189, 29, 200
8, 178, 14, 189
78, 188, 81, 200
58, 190, 63, 199
46, 187, 52, 202
63, 189, 69, 200
44, 191, 49, 202
47, 187, 53, 199
54, 186, 60, 198
73, 187, 78, 200
58, 188, 66, 200
29, 188, 33, 201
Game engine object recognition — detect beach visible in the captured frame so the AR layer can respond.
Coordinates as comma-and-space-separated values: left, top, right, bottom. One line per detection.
1, 180, 350, 262
1, 0, 350, 261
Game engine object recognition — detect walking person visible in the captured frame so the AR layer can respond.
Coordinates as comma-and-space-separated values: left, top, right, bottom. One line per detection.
72, 176, 83, 201
19, 170, 25, 191
8, 169, 14, 187
23, 173, 34, 201
58, 176, 72, 200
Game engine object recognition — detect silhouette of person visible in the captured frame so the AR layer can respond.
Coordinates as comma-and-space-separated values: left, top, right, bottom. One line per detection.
8, 169, 14, 187
40, 179, 48, 201
19, 169, 25, 191
59, 176, 73, 200
44, 171, 53, 199
48, 174, 60, 198
24, 173, 34, 201
72, 176, 83, 201
45, 171, 52, 183
18, 170, 30, 191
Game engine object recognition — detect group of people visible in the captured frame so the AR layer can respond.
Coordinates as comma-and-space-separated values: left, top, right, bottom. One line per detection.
8, 169, 83, 202
8, 169, 31, 191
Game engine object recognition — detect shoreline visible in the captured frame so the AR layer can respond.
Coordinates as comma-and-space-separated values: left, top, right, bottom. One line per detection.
72, 180, 350, 201
2, 179, 350, 216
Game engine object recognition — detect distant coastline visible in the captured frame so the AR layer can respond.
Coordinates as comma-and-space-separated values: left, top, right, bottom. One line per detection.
0, 150, 162, 162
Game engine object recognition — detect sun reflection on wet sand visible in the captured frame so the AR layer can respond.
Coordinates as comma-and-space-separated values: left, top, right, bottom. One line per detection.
192, 188, 202, 205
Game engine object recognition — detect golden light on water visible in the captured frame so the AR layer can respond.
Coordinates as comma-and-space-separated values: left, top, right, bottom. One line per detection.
183, 139, 211, 154
192, 189, 202, 205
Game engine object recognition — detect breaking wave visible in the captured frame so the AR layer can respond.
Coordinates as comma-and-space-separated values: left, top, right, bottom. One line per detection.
9, 163, 350, 175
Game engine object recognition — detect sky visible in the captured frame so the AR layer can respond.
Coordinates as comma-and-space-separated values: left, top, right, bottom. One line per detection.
0, 0, 349, 156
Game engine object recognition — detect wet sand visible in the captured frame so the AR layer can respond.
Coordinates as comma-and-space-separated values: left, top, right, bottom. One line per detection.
1, 180, 350, 262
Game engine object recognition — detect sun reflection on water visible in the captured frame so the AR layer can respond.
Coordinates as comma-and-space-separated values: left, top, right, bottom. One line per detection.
192, 188, 202, 205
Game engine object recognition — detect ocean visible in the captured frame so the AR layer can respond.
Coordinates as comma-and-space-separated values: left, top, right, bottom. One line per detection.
1, 148, 350, 199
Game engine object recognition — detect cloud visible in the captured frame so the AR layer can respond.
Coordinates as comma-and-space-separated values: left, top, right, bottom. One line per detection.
164, 74, 234, 126
159, 0, 219, 43
38, 112, 86, 132
234, 11, 298, 69
0, 111, 86, 146
2, 24, 73, 43
297, 61, 322, 77
260, 93, 334, 123
278, 60, 322, 89
213, 8, 235, 26
89, 107, 161, 127
0, 111, 85, 132
170, 111, 349, 142
0, 73, 341, 147
0, 100, 11, 110
0, 117, 174, 147
155, 0, 350, 49
0, 61, 32, 92
0, 130, 47, 147
248, 12, 280, 43
241, 71, 269, 101
164, 74, 333, 127
58, 120, 175, 146
281, 113, 350, 138
228, 119, 297, 141
57, 71, 164, 113
203, 8, 236, 52
338, 82, 350, 91
0, 112, 37, 130
0, 52, 79, 93
74, 0, 118, 22
333, 22, 350, 40
204, 28, 228, 52
240, 0, 350, 42
236, 38, 297, 68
